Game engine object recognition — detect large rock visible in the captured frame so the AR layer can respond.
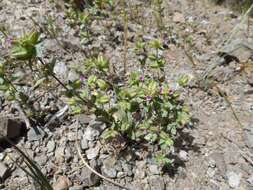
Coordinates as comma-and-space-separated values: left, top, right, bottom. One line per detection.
0, 117, 23, 140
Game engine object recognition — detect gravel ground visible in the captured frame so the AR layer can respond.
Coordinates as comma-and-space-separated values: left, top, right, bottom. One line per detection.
0, 0, 253, 189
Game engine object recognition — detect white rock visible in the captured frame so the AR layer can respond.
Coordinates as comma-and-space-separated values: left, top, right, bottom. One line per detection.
226, 171, 241, 188
53, 62, 68, 79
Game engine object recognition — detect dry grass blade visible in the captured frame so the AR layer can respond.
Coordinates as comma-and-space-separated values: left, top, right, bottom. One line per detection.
75, 120, 132, 190
0, 137, 53, 190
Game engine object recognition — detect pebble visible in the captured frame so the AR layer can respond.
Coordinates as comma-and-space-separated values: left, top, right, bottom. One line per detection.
226, 171, 241, 188
244, 126, 253, 149
0, 153, 5, 161
53, 176, 71, 190
53, 62, 68, 80
86, 145, 100, 160
247, 175, 253, 187
179, 150, 189, 161
148, 164, 160, 175
81, 139, 88, 150
149, 176, 165, 190
0, 162, 9, 180
27, 126, 45, 141
47, 140, 56, 153
69, 185, 84, 190
80, 167, 100, 187
83, 127, 100, 141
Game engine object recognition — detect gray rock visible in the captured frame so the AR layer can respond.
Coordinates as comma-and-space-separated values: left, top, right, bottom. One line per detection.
47, 140, 56, 153
148, 164, 160, 175
86, 145, 100, 160
75, 114, 94, 125
0, 118, 23, 140
210, 152, 226, 177
80, 166, 100, 187
149, 176, 165, 190
0, 153, 5, 161
69, 185, 84, 190
226, 171, 241, 188
244, 126, 253, 149
101, 158, 117, 178
35, 155, 47, 166
81, 139, 88, 150
122, 162, 133, 177
247, 175, 253, 187
224, 144, 240, 165
83, 127, 100, 141
207, 167, 216, 178
0, 162, 9, 180
67, 132, 77, 141
101, 166, 117, 178
27, 126, 45, 141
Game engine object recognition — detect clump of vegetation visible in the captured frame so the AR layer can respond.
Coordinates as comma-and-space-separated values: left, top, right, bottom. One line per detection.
0, 28, 191, 166
68, 39, 191, 165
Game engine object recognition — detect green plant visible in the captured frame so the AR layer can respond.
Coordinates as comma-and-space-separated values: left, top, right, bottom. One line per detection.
68, 39, 191, 166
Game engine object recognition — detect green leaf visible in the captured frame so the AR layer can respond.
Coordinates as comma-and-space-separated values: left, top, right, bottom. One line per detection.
177, 75, 189, 87
155, 154, 172, 166
144, 132, 158, 142
97, 95, 110, 104
11, 46, 29, 60
27, 31, 40, 45
149, 39, 163, 50
97, 79, 109, 90
177, 111, 190, 125
87, 75, 97, 88
147, 80, 158, 96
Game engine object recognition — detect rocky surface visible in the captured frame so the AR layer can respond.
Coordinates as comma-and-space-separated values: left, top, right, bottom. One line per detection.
0, 0, 253, 190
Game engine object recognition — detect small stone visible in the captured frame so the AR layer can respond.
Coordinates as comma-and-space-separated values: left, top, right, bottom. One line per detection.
101, 165, 117, 178
0, 153, 5, 161
149, 176, 165, 190
83, 127, 100, 141
207, 167, 216, 178
86, 145, 100, 160
148, 164, 160, 175
244, 126, 253, 149
47, 140, 56, 153
122, 162, 133, 177
27, 126, 45, 141
81, 139, 88, 150
247, 175, 253, 187
0, 162, 9, 180
179, 150, 189, 161
173, 12, 185, 23
67, 132, 76, 142
53, 176, 71, 190
208, 158, 216, 168
53, 62, 68, 80
80, 166, 100, 187
226, 171, 241, 188
0, 118, 23, 140
69, 185, 84, 190
76, 114, 94, 125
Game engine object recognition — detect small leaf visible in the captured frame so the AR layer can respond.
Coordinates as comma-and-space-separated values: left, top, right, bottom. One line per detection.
97, 79, 109, 90
97, 95, 110, 104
